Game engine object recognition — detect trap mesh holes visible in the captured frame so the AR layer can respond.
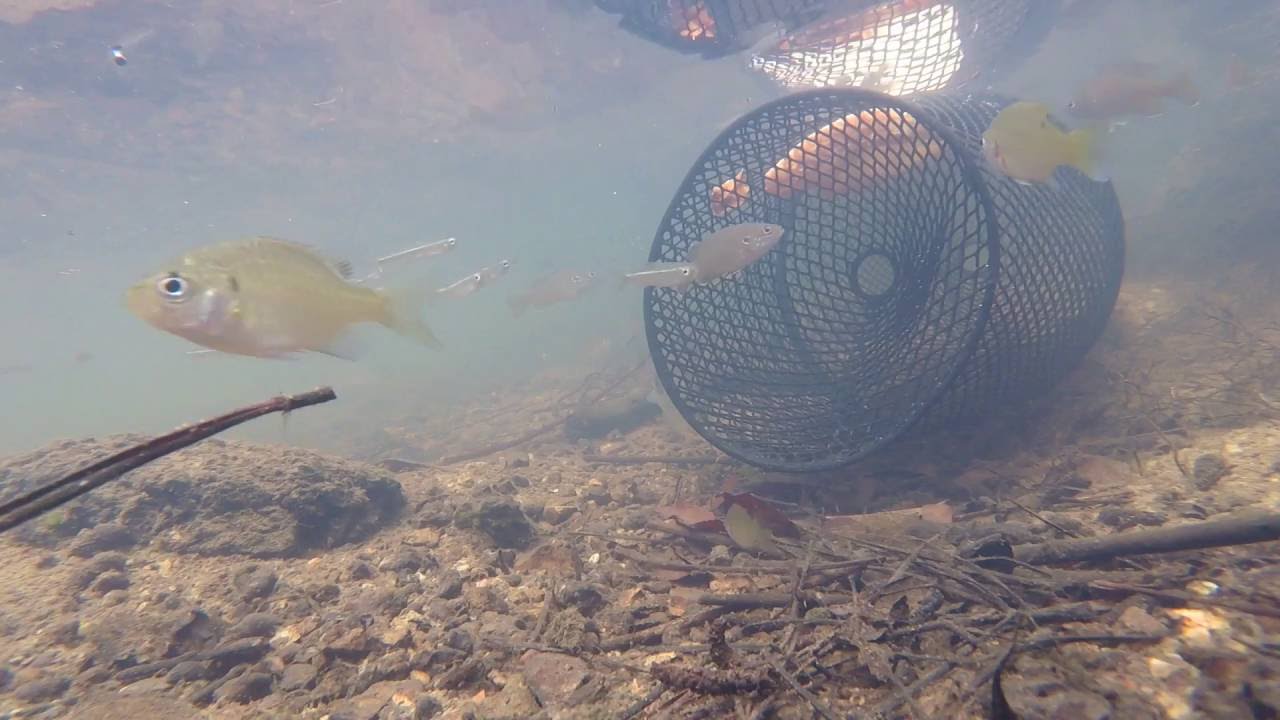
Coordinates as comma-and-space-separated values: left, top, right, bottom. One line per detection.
594, 0, 1058, 95
643, 90, 1124, 472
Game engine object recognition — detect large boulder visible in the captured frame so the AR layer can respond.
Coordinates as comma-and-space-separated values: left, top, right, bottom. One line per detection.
0, 435, 404, 557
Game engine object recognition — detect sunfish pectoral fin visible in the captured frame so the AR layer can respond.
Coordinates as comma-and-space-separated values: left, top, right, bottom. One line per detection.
379, 286, 444, 350
1068, 126, 1110, 183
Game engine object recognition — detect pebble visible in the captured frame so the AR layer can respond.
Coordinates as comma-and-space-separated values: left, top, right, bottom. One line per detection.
228, 612, 281, 639
166, 659, 216, 684
1192, 453, 1230, 490
12, 674, 71, 703
47, 618, 80, 646
68, 522, 137, 558
455, 499, 535, 549
542, 503, 578, 525
403, 528, 440, 548
214, 671, 274, 704
348, 560, 376, 580
232, 564, 278, 601
522, 651, 591, 711
280, 662, 319, 691
118, 676, 170, 695
90, 570, 130, 595
557, 583, 607, 617
434, 571, 463, 600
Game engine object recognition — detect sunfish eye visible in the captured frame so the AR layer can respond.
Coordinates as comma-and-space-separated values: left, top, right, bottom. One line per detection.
762, 226, 774, 234
157, 273, 188, 300
680, 267, 691, 276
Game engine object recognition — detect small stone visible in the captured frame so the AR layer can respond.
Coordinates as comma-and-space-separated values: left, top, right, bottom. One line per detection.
434, 571, 463, 600
48, 618, 80, 646
404, 527, 440, 548
455, 499, 535, 549
68, 522, 137, 558
232, 564, 277, 601
509, 457, 530, 469
214, 671, 274, 704
382, 549, 430, 573
13, 674, 71, 703
415, 695, 443, 719
102, 588, 130, 605
165, 660, 215, 684
557, 583, 607, 617
1192, 454, 1230, 490
542, 503, 578, 525
203, 637, 270, 666
0, 666, 12, 692
1117, 606, 1167, 635
280, 662, 318, 691
522, 650, 591, 711
90, 570, 130, 595
348, 560, 376, 580
118, 676, 170, 695
471, 677, 541, 720
227, 612, 281, 639
70, 551, 130, 590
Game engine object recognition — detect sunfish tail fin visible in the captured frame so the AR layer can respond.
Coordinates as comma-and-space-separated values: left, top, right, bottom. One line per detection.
1069, 126, 1109, 183
379, 286, 444, 349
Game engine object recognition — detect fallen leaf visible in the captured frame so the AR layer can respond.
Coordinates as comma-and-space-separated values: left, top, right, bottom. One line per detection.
724, 503, 781, 555
716, 492, 802, 537
822, 502, 953, 538
655, 503, 724, 532
667, 586, 703, 617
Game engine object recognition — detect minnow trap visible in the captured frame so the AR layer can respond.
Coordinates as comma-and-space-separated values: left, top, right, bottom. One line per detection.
642, 89, 1124, 472
594, 0, 1058, 94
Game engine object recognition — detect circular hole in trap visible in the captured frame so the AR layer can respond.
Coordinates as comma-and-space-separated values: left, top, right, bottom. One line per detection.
852, 251, 898, 299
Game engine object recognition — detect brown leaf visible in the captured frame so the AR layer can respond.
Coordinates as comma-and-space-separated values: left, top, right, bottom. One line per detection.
723, 503, 780, 555
667, 586, 703, 617
655, 503, 725, 532
822, 502, 953, 538
716, 492, 802, 538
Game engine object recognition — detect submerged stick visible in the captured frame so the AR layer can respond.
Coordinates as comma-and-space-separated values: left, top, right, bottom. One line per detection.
1009, 509, 1280, 566
582, 454, 721, 466
0, 386, 337, 534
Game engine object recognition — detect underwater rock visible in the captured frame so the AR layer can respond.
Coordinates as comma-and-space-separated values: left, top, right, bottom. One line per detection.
0, 435, 405, 558
213, 671, 274, 704
563, 398, 662, 440
454, 499, 535, 549
1192, 453, 1231, 490
231, 564, 277, 601
522, 651, 591, 711
280, 662, 318, 692
89, 570, 130, 595
226, 612, 280, 640
68, 522, 138, 558
12, 673, 71, 703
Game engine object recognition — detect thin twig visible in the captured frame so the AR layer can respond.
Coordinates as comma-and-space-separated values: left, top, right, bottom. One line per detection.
0, 387, 337, 533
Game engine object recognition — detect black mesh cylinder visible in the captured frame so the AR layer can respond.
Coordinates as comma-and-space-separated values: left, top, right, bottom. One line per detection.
642, 90, 1124, 472
594, 0, 1059, 92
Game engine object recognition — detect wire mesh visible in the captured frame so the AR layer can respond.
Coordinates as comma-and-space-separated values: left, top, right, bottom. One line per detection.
643, 90, 1124, 472
594, 0, 1059, 95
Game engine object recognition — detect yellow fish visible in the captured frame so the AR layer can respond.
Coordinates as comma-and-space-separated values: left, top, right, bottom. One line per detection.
981, 101, 1105, 186
125, 236, 441, 358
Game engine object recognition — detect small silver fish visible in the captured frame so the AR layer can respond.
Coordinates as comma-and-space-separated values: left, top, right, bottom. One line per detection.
478, 259, 513, 284
436, 272, 485, 299
508, 269, 597, 316
688, 222, 784, 281
622, 263, 696, 290
375, 237, 457, 267
434, 259, 512, 300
